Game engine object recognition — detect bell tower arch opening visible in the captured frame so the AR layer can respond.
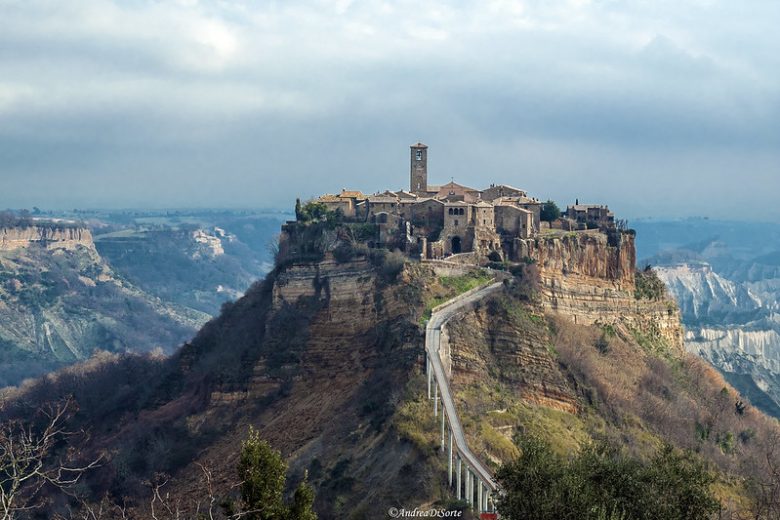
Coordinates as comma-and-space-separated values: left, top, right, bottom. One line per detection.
410, 142, 428, 194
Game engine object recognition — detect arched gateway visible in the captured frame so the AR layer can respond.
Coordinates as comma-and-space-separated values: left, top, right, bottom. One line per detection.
451, 236, 462, 254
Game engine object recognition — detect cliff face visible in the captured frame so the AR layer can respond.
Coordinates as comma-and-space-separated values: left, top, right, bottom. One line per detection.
446, 302, 578, 416
656, 264, 763, 325
272, 258, 377, 311
632, 220, 780, 418
0, 226, 95, 251
517, 231, 683, 352
0, 230, 205, 386
518, 231, 635, 291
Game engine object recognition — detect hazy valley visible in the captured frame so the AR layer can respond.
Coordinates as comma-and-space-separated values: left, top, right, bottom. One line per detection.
0, 210, 286, 386
635, 219, 780, 418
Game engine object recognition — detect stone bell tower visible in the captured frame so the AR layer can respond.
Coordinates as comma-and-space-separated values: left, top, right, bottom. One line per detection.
410, 142, 428, 194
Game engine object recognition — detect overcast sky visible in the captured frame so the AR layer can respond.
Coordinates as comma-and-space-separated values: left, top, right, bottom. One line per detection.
0, 0, 777, 219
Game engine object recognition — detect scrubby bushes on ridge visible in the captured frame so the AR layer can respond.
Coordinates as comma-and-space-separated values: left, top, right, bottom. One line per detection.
635, 264, 667, 300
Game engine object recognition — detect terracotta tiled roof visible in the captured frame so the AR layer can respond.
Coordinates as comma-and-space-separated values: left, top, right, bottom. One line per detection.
338, 190, 366, 199
438, 181, 479, 192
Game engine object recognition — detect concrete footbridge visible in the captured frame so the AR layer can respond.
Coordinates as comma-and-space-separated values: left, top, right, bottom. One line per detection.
425, 280, 505, 513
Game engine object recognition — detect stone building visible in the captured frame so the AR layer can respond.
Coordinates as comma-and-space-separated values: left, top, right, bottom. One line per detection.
317, 189, 367, 218
311, 142, 614, 260
565, 204, 615, 230
481, 184, 527, 201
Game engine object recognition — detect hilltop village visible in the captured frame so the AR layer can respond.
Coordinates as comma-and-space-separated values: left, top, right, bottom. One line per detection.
296, 142, 618, 261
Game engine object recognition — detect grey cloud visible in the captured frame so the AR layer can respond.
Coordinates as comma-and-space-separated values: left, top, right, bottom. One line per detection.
0, 0, 778, 220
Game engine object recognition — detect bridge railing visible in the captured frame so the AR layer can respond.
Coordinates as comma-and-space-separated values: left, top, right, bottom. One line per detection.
425, 281, 504, 512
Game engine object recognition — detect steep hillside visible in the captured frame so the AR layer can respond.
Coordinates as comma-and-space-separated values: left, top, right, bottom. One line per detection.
438, 234, 780, 515
0, 224, 205, 386
2, 225, 780, 518
0, 254, 455, 518
657, 263, 780, 417
634, 220, 780, 418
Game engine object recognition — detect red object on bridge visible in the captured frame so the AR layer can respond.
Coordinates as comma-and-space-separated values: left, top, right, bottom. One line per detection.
480, 514, 498, 520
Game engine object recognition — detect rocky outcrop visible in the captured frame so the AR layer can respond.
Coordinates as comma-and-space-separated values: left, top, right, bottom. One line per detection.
0, 239, 205, 386
515, 231, 684, 351
0, 226, 95, 251
272, 258, 376, 311
518, 231, 635, 291
656, 264, 763, 325
191, 229, 225, 258
446, 303, 578, 415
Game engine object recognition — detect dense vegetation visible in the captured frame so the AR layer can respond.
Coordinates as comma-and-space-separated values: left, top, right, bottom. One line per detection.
540, 200, 562, 222
635, 264, 668, 300
497, 436, 719, 520
233, 427, 317, 520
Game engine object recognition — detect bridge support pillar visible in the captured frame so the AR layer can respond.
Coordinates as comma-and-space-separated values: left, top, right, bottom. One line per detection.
427, 355, 431, 399
478, 480, 483, 513
447, 430, 453, 486
434, 382, 438, 417
466, 468, 472, 507
456, 457, 462, 500
440, 411, 446, 450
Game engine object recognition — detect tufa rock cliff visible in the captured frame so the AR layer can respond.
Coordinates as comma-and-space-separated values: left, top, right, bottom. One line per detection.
518, 231, 683, 352
0, 225, 95, 251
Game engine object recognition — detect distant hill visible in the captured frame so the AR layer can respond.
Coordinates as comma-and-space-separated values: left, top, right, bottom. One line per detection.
635, 219, 780, 418
0, 210, 288, 386
0, 222, 203, 386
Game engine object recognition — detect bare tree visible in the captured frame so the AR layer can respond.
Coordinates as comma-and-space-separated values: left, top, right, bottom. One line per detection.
0, 399, 102, 519
52, 496, 128, 520
745, 429, 780, 520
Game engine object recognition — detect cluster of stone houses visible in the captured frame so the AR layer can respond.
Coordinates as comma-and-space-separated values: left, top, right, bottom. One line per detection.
313, 143, 615, 260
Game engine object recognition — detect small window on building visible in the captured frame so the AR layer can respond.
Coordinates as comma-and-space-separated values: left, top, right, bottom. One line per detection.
454, 219, 459, 226
459, 208, 464, 215
416, 150, 422, 160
